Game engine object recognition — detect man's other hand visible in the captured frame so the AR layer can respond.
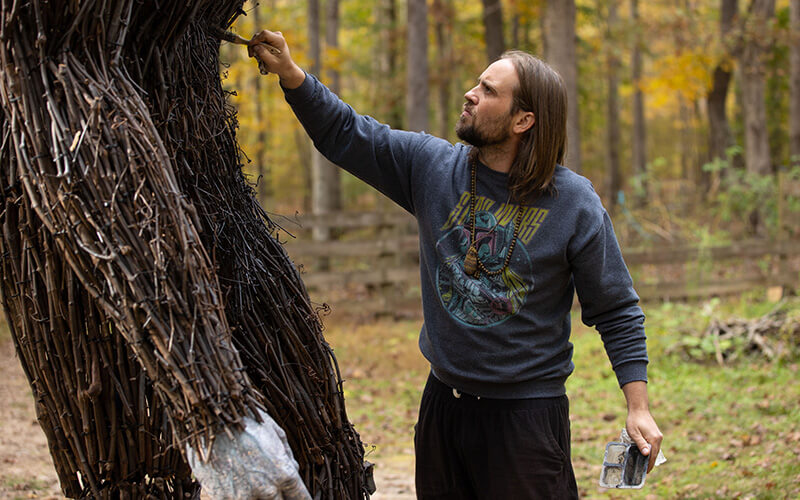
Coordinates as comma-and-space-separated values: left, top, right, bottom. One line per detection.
622, 380, 663, 473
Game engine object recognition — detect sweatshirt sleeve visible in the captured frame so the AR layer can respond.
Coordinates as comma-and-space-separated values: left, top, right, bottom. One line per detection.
568, 206, 648, 388
283, 73, 439, 215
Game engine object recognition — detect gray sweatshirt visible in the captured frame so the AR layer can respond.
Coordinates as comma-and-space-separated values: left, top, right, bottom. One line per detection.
284, 74, 648, 399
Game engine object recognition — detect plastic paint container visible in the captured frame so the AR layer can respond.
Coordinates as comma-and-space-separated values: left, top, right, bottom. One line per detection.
599, 442, 648, 489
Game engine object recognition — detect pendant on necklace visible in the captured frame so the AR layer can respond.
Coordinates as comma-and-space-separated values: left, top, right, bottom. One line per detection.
464, 244, 478, 277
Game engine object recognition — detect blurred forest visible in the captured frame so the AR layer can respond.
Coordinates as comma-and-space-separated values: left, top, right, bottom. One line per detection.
223, 0, 800, 246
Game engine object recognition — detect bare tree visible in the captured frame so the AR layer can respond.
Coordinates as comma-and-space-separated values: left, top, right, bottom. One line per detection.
736, 0, 776, 235
708, 0, 738, 165
310, 0, 342, 258
606, 0, 621, 213
512, 6, 520, 49
739, 0, 775, 178
481, 0, 506, 63
543, 0, 582, 173
407, 0, 430, 132
433, 0, 455, 140
791, 0, 800, 165
320, 0, 342, 209
376, 0, 402, 128
673, 2, 693, 185
305, 0, 323, 214
631, 0, 647, 203
254, 2, 271, 205
327, 0, 342, 95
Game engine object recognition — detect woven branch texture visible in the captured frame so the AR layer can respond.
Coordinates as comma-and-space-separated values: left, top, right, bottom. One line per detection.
0, 1, 368, 498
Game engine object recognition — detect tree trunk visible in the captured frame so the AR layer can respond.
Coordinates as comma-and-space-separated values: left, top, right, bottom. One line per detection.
407, 0, 430, 132
631, 0, 647, 204
481, 0, 505, 63
254, 4, 271, 205
679, 97, 691, 184
512, 8, 520, 49
606, 0, 621, 213
305, 0, 322, 215
790, 0, 800, 165
377, 0, 403, 129
543, 0, 581, 173
326, 0, 342, 94
739, 0, 775, 235
708, 0, 738, 166
433, 0, 454, 140
309, 0, 321, 77
739, 0, 775, 178
319, 0, 342, 214
309, 0, 342, 261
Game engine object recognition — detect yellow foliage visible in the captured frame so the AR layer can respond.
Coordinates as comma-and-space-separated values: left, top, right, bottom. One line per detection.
642, 51, 714, 111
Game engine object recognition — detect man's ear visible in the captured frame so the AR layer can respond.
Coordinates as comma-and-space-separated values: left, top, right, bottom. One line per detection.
513, 111, 535, 134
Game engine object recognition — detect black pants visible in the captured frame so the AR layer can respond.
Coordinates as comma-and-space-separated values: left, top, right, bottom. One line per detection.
414, 373, 579, 499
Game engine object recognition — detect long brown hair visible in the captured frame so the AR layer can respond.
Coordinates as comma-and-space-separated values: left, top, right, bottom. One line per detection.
501, 50, 567, 203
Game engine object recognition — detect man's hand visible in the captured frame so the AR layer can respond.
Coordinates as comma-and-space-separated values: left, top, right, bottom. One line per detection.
186, 410, 311, 500
248, 30, 306, 89
621, 381, 663, 472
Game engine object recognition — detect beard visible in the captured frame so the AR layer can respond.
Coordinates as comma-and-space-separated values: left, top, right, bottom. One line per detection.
455, 110, 512, 147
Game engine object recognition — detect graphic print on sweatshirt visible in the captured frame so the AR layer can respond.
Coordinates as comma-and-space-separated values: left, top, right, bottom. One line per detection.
435, 192, 549, 327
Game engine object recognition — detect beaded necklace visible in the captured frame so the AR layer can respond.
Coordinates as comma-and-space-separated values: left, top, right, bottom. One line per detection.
463, 155, 524, 278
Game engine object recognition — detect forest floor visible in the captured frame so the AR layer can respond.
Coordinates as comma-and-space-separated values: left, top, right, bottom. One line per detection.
0, 318, 415, 500
2, 294, 800, 499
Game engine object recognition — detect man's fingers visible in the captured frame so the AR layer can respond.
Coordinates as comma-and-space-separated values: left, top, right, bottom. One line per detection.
627, 427, 650, 456
251, 45, 276, 74
252, 45, 271, 61
629, 430, 656, 473
646, 434, 663, 472
249, 29, 285, 51
249, 29, 273, 44
647, 446, 657, 472
626, 407, 663, 474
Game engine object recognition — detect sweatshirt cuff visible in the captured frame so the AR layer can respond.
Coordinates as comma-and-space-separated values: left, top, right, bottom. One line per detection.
614, 360, 648, 388
282, 71, 315, 105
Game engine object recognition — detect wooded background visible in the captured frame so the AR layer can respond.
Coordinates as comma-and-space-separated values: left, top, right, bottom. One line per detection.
222, 0, 800, 308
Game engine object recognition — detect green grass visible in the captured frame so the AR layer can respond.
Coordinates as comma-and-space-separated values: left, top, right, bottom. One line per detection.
2, 476, 48, 498
323, 296, 800, 499
569, 300, 800, 499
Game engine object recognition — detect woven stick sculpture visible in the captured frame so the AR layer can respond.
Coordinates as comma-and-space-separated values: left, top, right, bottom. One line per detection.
0, 1, 368, 498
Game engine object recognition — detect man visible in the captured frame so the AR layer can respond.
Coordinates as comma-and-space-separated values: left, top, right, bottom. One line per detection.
249, 30, 662, 499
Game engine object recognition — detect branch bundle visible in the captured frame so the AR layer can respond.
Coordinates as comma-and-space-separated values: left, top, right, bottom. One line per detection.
0, 1, 367, 498
671, 302, 800, 364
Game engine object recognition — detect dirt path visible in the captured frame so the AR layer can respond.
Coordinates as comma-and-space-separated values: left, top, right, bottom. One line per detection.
0, 336, 62, 499
0, 335, 414, 499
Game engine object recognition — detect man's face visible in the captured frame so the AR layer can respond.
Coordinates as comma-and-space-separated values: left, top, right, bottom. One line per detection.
456, 59, 519, 147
